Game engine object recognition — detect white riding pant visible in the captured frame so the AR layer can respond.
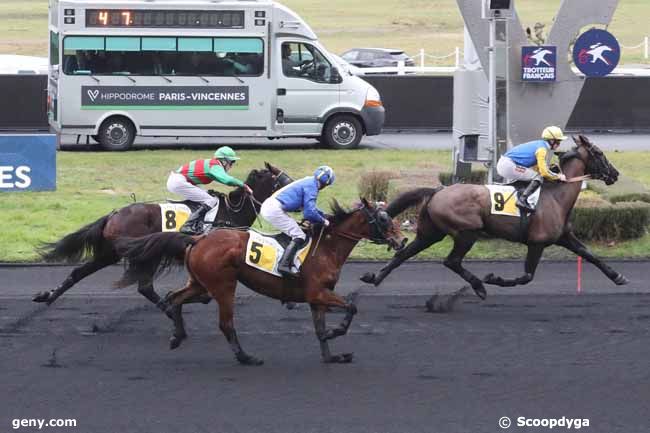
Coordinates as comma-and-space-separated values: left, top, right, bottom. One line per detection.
260, 197, 306, 240
496, 157, 541, 183
166, 171, 218, 208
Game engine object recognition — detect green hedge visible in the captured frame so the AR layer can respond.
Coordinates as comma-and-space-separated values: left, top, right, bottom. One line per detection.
571, 202, 650, 241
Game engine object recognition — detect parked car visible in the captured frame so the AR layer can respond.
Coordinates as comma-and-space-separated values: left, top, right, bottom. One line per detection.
340, 48, 415, 70
328, 52, 365, 76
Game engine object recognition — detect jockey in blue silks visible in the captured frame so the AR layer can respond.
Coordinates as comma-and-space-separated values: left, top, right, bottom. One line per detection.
260, 166, 335, 277
496, 126, 568, 212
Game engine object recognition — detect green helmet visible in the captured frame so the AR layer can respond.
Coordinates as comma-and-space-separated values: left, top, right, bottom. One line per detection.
214, 146, 240, 161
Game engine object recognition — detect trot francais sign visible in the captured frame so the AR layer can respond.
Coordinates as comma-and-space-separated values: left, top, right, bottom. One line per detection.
521, 46, 557, 82
572, 29, 620, 77
81, 86, 250, 109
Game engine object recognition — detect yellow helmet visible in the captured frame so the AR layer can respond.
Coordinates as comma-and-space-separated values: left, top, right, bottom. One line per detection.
541, 126, 568, 141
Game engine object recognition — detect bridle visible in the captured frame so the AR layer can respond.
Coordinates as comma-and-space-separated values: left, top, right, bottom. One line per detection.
559, 142, 616, 184
329, 204, 393, 245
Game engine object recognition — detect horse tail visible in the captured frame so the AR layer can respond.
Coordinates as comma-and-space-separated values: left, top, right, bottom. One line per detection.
386, 186, 443, 217
113, 232, 196, 288
39, 212, 113, 262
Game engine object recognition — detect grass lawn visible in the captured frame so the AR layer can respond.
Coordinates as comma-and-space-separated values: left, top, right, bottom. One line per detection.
1, 148, 649, 262
2, 0, 649, 65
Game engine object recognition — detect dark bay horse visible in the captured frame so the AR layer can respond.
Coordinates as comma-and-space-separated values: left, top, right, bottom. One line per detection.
115, 199, 406, 365
362, 135, 629, 299
34, 162, 292, 311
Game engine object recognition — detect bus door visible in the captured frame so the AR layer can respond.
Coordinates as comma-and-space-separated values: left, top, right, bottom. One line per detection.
275, 40, 340, 135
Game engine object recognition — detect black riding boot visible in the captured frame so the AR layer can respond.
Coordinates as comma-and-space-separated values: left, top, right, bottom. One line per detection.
516, 179, 542, 212
180, 204, 210, 234
278, 238, 305, 277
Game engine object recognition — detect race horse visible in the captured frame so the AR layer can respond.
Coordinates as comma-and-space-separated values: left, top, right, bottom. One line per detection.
361, 135, 629, 299
34, 162, 292, 312
114, 198, 406, 365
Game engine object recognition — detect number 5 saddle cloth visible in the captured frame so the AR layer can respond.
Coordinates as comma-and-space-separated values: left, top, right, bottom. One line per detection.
245, 230, 313, 277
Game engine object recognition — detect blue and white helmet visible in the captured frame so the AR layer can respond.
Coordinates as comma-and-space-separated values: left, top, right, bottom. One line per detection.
314, 165, 335, 187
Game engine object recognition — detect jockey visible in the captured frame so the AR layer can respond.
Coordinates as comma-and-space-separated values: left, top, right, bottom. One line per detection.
167, 146, 253, 234
496, 126, 568, 212
260, 165, 335, 277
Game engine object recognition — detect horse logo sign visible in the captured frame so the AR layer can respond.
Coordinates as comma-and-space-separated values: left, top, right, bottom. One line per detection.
522, 46, 557, 81
573, 29, 620, 77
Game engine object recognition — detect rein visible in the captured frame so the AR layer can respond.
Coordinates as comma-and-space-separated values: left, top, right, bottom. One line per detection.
565, 175, 590, 183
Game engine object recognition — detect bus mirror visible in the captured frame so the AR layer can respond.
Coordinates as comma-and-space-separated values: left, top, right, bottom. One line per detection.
330, 67, 342, 84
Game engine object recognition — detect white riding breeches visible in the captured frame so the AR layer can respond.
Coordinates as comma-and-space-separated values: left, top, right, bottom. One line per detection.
166, 171, 218, 207
496, 157, 541, 183
260, 197, 306, 240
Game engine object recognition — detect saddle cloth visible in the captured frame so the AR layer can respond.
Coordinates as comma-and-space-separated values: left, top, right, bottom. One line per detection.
245, 230, 312, 277
485, 184, 542, 217
160, 200, 221, 232
159, 203, 192, 232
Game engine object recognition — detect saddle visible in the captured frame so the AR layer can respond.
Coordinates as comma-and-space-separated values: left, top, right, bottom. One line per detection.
166, 199, 202, 213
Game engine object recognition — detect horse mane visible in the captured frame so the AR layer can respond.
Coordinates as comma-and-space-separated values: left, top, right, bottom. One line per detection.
329, 199, 356, 224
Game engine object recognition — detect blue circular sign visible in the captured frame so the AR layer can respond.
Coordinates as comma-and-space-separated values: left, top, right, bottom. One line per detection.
573, 29, 620, 77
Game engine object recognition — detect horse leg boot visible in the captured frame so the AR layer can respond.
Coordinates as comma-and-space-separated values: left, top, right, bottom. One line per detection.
483, 244, 544, 287
516, 179, 542, 212
311, 305, 353, 364
443, 233, 487, 300
179, 204, 210, 235
556, 231, 629, 285
278, 237, 305, 277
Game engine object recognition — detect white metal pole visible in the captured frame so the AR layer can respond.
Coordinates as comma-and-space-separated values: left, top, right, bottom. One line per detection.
455, 46, 460, 68
645, 36, 649, 60
488, 18, 497, 184
398, 60, 405, 75
420, 48, 425, 68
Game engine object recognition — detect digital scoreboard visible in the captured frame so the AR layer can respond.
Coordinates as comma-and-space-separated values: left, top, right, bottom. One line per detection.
85, 9, 245, 28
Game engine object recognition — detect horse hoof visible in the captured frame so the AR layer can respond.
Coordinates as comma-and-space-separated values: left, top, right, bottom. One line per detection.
237, 354, 264, 366
32, 291, 51, 303
324, 353, 354, 364
360, 272, 375, 285
474, 287, 487, 300
169, 335, 185, 350
614, 274, 629, 285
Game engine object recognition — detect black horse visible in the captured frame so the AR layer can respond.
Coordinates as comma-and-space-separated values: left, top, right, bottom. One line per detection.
35, 162, 292, 312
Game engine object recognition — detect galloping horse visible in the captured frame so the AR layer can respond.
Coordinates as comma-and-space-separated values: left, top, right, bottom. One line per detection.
34, 163, 292, 312
115, 199, 406, 365
362, 135, 629, 299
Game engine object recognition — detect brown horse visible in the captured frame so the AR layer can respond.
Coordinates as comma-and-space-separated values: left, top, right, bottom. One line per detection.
115, 199, 406, 365
361, 135, 629, 299
34, 162, 292, 312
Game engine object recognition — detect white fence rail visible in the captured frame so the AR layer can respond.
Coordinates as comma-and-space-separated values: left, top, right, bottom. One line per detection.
404, 36, 649, 69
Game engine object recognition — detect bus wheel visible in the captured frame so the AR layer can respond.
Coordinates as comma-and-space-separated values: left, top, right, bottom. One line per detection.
98, 117, 135, 151
322, 115, 362, 149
